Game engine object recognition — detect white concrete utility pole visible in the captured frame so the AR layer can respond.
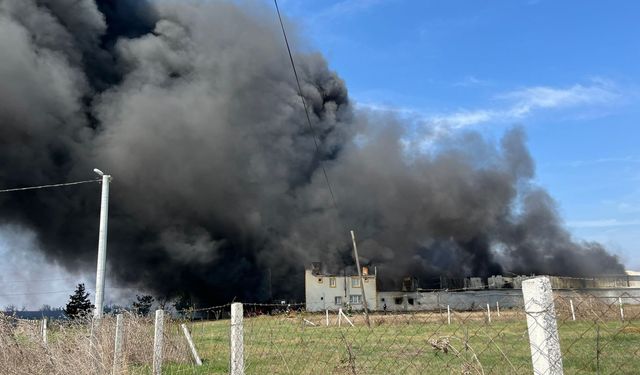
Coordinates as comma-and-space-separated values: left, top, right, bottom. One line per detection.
350, 230, 371, 328
93, 168, 112, 319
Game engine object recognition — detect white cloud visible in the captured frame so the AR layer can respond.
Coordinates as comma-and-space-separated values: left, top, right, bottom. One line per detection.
354, 80, 624, 154
302, 0, 389, 23
429, 109, 495, 128
557, 156, 640, 168
360, 81, 621, 130
355, 101, 418, 117
618, 202, 640, 214
566, 219, 640, 228
501, 83, 618, 117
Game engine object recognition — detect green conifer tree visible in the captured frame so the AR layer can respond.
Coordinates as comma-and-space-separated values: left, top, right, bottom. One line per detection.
64, 283, 94, 319
132, 295, 154, 316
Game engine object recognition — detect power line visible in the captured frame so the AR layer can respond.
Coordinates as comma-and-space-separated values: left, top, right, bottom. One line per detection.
273, 0, 338, 210
0, 277, 79, 285
0, 290, 74, 297
0, 286, 142, 298
0, 179, 100, 194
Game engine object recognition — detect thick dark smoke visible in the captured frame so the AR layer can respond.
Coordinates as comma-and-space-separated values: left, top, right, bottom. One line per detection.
0, 0, 624, 303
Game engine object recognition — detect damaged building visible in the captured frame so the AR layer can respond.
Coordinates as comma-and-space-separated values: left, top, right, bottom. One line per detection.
304, 262, 378, 312
305, 263, 640, 312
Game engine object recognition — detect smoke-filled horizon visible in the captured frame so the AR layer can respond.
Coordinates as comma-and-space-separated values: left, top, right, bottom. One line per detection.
0, 0, 624, 303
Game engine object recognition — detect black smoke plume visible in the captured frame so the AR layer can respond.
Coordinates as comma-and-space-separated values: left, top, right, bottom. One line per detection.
0, 0, 624, 303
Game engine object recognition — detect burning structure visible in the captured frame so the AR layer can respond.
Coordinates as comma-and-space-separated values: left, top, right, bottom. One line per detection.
305, 263, 640, 312
0, 0, 627, 305
304, 262, 378, 312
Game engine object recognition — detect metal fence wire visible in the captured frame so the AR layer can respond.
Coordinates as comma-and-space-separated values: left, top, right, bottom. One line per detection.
0, 278, 638, 374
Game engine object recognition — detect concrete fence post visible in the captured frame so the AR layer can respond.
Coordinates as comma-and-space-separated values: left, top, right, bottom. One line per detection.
112, 314, 124, 375
522, 276, 563, 375
569, 300, 576, 321
447, 305, 451, 325
90, 318, 103, 374
618, 297, 624, 321
152, 310, 164, 375
486, 303, 491, 323
181, 324, 202, 366
230, 303, 244, 375
41, 317, 47, 345
339, 309, 354, 327
496, 301, 501, 317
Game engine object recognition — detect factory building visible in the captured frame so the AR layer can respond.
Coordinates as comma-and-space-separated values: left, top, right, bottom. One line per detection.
304, 262, 377, 312
304, 263, 640, 312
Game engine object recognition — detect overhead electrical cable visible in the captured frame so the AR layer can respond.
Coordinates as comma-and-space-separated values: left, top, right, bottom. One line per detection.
0, 179, 100, 194
0, 290, 74, 297
0, 277, 79, 284
273, 0, 339, 210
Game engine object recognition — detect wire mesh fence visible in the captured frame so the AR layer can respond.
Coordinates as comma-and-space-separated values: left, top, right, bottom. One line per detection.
0, 279, 638, 374
0, 312, 201, 374
242, 301, 548, 374
552, 293, 640, 374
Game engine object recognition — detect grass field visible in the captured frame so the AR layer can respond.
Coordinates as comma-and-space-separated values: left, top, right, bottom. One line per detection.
2, 307, 638, 374
155, 309, 640, 374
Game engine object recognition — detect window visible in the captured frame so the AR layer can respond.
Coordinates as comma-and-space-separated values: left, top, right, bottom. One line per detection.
394, 297, 403, 305
408, 298, 415, 305
351, 277, 361, 288
334, 296, 343, 305
350, 295, 362, 304
329, 277, 336, 288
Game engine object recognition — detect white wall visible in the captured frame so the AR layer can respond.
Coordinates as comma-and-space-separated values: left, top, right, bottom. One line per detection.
378, 288, 640, 312
305, 269, 377, 312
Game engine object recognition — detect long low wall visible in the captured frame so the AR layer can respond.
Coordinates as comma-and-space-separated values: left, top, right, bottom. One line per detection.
305, 288, 640, 312
377, 288, 640, 312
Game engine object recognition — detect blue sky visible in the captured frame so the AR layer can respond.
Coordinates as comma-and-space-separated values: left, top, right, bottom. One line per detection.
280, 0, 640, 269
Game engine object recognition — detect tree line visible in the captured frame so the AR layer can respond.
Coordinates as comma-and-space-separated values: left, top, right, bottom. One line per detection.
4, 283, 194, 319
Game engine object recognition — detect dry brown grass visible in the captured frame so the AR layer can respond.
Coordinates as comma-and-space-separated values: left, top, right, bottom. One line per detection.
554, 294, 640, 322
0, 312, 191, 375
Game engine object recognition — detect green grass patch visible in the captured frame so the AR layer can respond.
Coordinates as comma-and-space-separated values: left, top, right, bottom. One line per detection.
142, 314, 640, 374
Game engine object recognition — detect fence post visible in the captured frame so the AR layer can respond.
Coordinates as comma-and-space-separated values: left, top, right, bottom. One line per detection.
596, 324, 600, 374
496, 301, 501, 317
152, 309, 164, 375
447, 305, 451, 325
486, 303, 491, 323
618, 297, 624, 321
112, 314, 124, 375
181, 324, 202, 366
522, 276, 564, 375
339, 309, 355, 327
326, 309, 329, 326
230, 302, 244, 375
569, 299, 576, 321
41, 317, 47, 345
90, 317, 103, 374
